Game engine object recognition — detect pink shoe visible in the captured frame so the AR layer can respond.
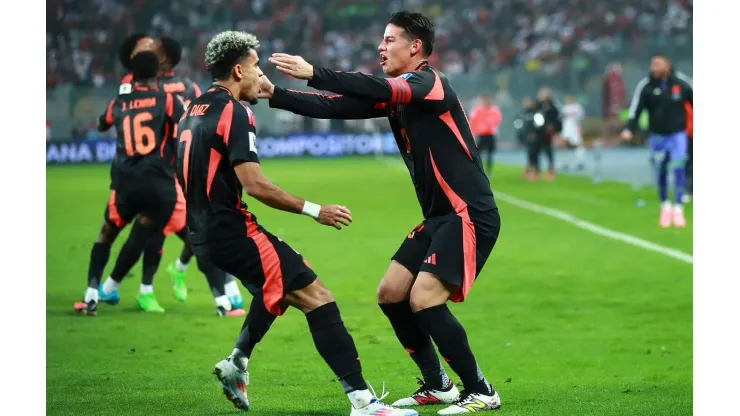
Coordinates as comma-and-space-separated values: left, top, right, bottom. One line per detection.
673, 209, 686, 228
226, 308, 246, 317
545, 172, 555, 181
217, 306, 246, 317
660, 206, 672, 228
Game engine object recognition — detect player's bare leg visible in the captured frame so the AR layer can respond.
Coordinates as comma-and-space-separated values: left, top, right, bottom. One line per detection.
410, 273, 500, 414
75, 220, 124, 315
377, 261, 458, 407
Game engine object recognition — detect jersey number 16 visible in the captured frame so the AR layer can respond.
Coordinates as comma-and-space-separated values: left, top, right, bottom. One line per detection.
123, 112, 156, 156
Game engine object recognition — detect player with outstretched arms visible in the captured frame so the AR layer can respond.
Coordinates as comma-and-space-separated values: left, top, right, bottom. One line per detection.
261, 11, 502, 414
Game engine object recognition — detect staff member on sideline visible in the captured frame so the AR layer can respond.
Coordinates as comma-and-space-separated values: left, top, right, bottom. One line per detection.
621, 54, 693, 228
470, 95, 502, 177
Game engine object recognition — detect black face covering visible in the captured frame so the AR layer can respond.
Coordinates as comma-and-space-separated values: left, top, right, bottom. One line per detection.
131, 51, 160, 80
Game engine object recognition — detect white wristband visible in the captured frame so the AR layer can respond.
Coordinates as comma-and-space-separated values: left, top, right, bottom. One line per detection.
301, 201, 321, 219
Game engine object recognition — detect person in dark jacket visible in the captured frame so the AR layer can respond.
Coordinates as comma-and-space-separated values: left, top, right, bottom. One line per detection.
621, 54, 693, 228
533, 88, 561, 180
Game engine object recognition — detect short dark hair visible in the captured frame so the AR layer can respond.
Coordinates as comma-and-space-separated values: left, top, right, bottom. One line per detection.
160, 37, 183, 68
652, 53, 670, 61
388, 11, 435, 57
130, 51, 160, 81
205, 31, 260, 81
119, 33, 150, 70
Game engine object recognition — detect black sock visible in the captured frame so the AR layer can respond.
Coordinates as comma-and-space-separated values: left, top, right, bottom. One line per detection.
110, 223, 160, 283
415, 304, 492, 395
198, 258, 227, 298
306, 302, 367, 393
141, 232, 165, 286
235, 295, 277, 357
176, 229, 195, 264
87, 242, 111, 288
487, 152, 493, 175
379, 301, 447, 390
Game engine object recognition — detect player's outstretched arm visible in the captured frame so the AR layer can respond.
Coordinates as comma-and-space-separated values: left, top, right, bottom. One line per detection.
233, 162, 352, 230
269, 53, 442, 105
259, 74, 386, 120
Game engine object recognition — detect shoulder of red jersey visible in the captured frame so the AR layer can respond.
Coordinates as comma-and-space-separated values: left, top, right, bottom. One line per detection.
234, 100, 256, 127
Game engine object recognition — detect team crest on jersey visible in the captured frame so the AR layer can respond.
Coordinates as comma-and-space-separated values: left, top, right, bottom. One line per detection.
398, 73, 414, 80
119, 83, 132, 95
671, 85, 682, 101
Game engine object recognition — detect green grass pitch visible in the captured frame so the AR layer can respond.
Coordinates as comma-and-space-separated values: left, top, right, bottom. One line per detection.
46, 158, 692, 415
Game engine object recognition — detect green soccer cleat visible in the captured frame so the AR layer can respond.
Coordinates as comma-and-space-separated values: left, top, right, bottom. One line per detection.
168, 262, 188, 302
135, 292, 165, 313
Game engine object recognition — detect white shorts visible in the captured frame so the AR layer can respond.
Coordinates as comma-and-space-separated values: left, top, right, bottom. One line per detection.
562, 128, 582, 146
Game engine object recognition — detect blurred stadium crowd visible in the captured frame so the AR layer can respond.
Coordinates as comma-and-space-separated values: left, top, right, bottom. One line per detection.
47, 0, 692, 87
46, 0, 692, 143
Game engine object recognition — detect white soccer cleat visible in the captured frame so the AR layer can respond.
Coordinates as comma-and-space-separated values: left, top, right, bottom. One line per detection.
213, 357, 249, 411
392, 378, 460, 406
350, 398, 419, 416
437, 389, 501, 414
350, 381, 419, 416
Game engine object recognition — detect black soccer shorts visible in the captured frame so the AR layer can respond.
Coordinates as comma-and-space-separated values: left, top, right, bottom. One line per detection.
477, 134, 497, 153
104, 176, 179, 231
391, 210, 500, 302
194, 219, 317, 316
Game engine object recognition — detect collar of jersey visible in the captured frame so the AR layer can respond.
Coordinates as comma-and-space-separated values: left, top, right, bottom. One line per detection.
207, 84, 234, 97
133, 83, 159, 91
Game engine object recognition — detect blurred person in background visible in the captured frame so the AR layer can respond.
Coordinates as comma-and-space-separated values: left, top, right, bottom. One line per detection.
533, 88, 561, 180
621, 54, 693, 228
515, 96, 539, 179
560, 95, 586, 172
602, 63, 626, 140
469, 95, 502, 177
157, 36, 202, 108
683, 100, 693, 203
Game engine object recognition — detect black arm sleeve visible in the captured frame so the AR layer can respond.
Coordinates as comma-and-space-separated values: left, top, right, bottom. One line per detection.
98, 99, 116, 132
307, 67, 443, 105
269, 86, 387, 119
